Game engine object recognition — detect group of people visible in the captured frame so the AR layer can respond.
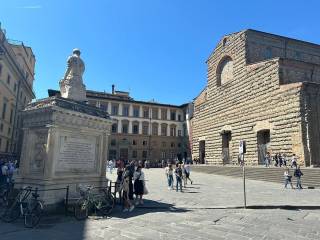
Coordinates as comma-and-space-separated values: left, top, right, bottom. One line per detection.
115, 161, 147, 212
164, 163, 193, 192
0, 160, 15, 186
284, 165, 304, 189
264, 152, 298, 168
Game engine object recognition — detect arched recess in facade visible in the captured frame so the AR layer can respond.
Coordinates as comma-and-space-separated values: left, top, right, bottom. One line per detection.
220, 125, 232, 164
253, 120, 273, 165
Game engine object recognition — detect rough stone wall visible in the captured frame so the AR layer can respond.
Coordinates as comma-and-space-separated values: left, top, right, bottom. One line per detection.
191, 30, 320, 166
300, 83, 320, 167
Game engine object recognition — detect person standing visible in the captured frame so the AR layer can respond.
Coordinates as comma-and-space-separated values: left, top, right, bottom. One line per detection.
165, 164, 174, 190
265, 152, 271, 167
284, 168, 294, 189
133, 165, 145, 205
291, 154, 297, 168
108, 159, 114, 174
175, 164, 183, 192
294, 165, 303, 189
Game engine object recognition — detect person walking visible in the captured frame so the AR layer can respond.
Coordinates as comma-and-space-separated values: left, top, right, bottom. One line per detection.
122, 165, 135, 212
175, 164, 183, 192
165, 164, 174, 190
294, 165, 303, 189
133, 165, 145, 205
184, 163, 193, 185
284, 168, 294, 189
291, 154, 297, 168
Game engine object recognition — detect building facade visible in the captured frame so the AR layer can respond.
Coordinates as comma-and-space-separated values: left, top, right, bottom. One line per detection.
49, 87, 192, 165
0, 26, 36, 158
191, 29, 320, 167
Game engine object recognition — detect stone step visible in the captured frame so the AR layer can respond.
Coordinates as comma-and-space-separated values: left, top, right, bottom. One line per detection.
191, 165, 320, 187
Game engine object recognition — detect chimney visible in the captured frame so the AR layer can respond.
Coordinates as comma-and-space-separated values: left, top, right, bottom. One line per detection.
112, 84, 115, 95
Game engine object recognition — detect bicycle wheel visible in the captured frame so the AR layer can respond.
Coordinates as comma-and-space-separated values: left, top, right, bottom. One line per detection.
74, 198, 88, 220
95, 194, 114, 216
1, 202, 20, 223
24, 201, 43, 228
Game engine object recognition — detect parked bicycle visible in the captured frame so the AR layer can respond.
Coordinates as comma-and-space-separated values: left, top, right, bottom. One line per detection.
1, 186, 44, 228
74, 185, 114, 220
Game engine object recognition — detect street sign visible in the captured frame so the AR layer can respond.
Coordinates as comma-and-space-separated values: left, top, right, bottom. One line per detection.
239, 140, 246, 154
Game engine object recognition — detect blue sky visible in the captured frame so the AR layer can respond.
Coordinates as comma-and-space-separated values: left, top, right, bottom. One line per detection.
1, 0, 320, 105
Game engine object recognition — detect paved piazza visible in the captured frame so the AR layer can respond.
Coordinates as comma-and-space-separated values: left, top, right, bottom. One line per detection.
1, 168, 320, 240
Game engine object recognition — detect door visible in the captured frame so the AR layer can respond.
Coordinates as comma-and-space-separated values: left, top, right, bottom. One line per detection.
257, 130, 270, 165
199, 140, 205, 164
222, 131, 232, 164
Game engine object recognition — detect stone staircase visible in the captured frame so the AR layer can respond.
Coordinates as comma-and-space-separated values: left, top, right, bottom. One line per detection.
191, 165, 320, 188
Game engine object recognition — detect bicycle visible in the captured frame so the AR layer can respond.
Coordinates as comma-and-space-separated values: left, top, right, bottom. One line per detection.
1, 186, 44, 228
74, 185, 114, 220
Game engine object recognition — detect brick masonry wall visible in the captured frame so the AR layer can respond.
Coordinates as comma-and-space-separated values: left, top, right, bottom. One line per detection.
191, 30, 320, 166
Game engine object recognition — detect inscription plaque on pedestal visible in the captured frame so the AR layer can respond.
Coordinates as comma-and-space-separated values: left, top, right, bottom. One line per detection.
56, 134, 97, 172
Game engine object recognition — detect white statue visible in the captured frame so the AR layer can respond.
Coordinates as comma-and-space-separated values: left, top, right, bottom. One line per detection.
59, 48, 87, 101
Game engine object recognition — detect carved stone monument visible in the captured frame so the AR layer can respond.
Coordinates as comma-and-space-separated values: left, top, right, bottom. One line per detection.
59, 49, 87, 101
18, 49, 112, 206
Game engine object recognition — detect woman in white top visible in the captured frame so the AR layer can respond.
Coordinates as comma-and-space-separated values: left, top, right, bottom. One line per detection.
133, 165, 145, 205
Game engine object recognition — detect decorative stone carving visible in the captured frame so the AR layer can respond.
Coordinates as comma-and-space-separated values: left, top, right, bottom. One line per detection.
59, 49, 87, 102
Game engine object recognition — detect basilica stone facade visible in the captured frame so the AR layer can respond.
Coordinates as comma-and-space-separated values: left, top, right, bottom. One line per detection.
191, 29, 320, 167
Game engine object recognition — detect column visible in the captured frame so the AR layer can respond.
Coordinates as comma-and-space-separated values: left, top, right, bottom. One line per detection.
167, 124, 170, 137
138, 120, 142, 134
128, 120, 132, 134
118, 103, 123, 116
167, 108, 170, 120
118, 118, 122, 134
107, 101, 111, 114
129, 104, 133, 117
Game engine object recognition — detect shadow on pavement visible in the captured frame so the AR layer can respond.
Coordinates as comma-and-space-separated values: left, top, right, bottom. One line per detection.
187, 205, 320, 211
110, 199, 190, 219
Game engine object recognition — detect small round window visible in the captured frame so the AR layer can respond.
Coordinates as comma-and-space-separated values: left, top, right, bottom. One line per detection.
217, 57, 233, 86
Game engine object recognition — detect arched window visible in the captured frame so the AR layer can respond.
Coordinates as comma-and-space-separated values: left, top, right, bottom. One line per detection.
217, 56, 233, 86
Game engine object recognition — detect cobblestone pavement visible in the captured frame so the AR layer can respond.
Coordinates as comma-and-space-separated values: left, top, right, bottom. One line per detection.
1, 168, 320, 240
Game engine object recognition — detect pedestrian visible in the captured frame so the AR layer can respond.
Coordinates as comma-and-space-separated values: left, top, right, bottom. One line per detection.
294, 165, 303, 189
1, 161, 8, 185
182, 164, 187, 187
284, 168, 294, 189
175, 164, 183, 192
278, 153, 283, 167
133, 165, 145, 205
184, 163, 193, 185
116, 166, 124, 194
274, 153, 279, 167
165, 164, 174, 190
7, 160, 15, 184
122, 165, 135, 212
283, 154, 287, 167
265, 152, 271, 167
291, 154, 297, 168
108, 159, 114, 174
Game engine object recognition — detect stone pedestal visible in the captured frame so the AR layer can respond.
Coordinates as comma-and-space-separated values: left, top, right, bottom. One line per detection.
18, 97, 112, 206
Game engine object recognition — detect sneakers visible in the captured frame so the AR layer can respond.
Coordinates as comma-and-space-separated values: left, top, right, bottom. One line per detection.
129, 205, 135, 212
122, 208, 129, 212
168, 187, 171, 190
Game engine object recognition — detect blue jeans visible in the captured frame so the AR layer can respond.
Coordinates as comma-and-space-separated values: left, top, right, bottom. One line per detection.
176, 176, 182, 191
167, 175, 173, 188
296, 177, 302, 189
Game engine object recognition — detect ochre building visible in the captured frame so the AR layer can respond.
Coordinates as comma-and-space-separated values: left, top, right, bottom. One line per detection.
49, 86, 192, 166
0, 26, 36, 158
191, 29, 320, 167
